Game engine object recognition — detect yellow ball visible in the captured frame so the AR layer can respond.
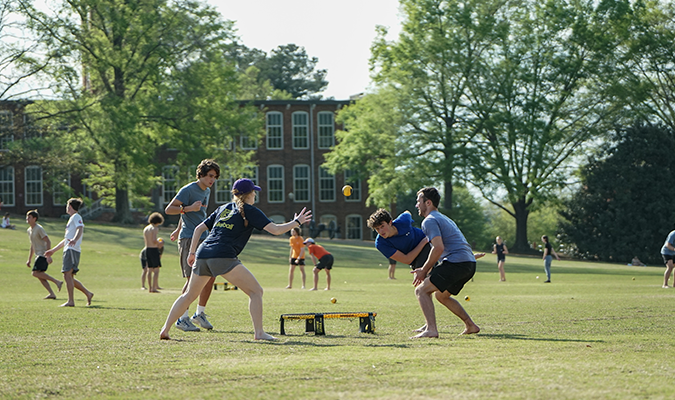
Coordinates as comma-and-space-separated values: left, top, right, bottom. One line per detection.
342, 185, 352, 196
464, 296, 470, 301
330, 297, 337, 303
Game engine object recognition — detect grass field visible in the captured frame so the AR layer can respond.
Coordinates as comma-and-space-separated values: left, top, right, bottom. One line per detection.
0, 218, 673, 399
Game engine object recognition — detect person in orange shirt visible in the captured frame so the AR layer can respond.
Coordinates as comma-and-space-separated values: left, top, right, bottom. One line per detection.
286, 227, 306, 289
304, 238, 333, 291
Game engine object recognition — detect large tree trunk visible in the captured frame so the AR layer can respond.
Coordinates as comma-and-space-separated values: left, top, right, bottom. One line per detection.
512, 198, 532, 253
443, 183, 453, 214
112, 159, 134, 223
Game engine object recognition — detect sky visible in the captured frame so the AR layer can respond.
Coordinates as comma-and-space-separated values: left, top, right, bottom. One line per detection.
206, 0, 404, 99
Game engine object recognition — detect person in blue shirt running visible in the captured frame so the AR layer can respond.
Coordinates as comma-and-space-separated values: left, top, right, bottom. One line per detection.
660, 229, 675, 288
160, 179, 312, 341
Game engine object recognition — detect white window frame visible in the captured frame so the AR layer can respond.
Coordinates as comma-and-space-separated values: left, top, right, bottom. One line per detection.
292, 111, 309, 149
0, 110, 14, 151
53, 173, 72, 206
240, 135, 258, 150
346, 214, 363, 240
317, 111, 335, 149
267, 165, 284, 203
24, 166, 43, 206
318, 167, 335, 202
162, 166, 180, 207
266, 111, 283, 150
215, 167, 233, 205
344, 170, 361, 202
293, 164, 311, 203
0, 166, 15, 206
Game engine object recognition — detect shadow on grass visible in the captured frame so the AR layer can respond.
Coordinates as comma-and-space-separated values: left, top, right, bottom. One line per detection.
479, 333, 604, 343
86, 305, 151, 311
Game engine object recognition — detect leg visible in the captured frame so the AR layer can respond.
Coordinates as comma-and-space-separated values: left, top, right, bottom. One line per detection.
411, 278, 438, 338
498, 260, 506, 281
198, 276, 216, 307
73, 278, 94, 305
413, 292, 433, 332
389, 263, 396, 279
664, 260, 674, 288
310, 267, 319, 290
149, 268, 159, 292
434, 291, 480, 335
325, 269, 331, 290
544, 257, 552, 282
141, 268, 148, 289
160, 274, 211, 340
222, 265, 276, 340
299, 265, 306, 289
287, 264, 296, 288
61, 271, 75, 307
32, 271, 56, 298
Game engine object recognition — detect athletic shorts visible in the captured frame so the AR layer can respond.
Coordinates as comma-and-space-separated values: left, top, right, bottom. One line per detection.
497, 255, 506, 262
193, 258, 242, 277
62, 249, 81, 274
178, 238, 203, 278
32, 256, 49, 272
146, 247, 161, 268
410, 242, 432, 270
315, 254, 334, 270
387, 258, 396, 265
429, 260, 476, 296
662, 254, 675, 265
290, 258, 305, 266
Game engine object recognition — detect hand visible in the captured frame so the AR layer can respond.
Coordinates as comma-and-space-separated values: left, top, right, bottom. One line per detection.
44, 249, 54, 257
170, 229, 179, 242
26, 260, 31, 268
187, 253, 196, 267
47, 256, 53, 264
293, 207, 313, 225
411, 268, 426, 287
189, 200, 203, 212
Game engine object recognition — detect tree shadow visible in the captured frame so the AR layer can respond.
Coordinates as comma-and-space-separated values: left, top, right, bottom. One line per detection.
479, 333, 604, 343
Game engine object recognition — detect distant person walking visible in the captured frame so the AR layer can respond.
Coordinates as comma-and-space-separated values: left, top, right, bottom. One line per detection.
541, 235, 560, 283
660, 229, 675, 288
25, 209, 63, 299
492, 236, 508, 281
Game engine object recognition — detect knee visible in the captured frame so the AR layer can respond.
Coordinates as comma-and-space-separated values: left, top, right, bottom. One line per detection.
31, 271, 39, 277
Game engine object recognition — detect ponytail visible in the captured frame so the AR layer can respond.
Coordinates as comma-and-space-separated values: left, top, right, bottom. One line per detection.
232, 189, 252, 227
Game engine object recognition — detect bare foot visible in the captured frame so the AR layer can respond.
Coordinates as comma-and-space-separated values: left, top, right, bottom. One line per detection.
254, 332, 278, 340
411, 330, 439, 339
160, 333, 171, 340
461, 325, 481, 335
309, 288, 317, 291
44, 295, 56, 300
60, 302, 75, 307
412, 324, 427, 333
56, 281, 63, 292
86, 292, 94, 306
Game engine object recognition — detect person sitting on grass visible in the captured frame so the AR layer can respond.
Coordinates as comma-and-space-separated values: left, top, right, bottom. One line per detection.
159, 178, 312, 341
2, 212, 16, 229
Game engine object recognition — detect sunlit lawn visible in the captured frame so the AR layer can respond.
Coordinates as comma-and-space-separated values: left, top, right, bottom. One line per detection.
0, 219, 673, 399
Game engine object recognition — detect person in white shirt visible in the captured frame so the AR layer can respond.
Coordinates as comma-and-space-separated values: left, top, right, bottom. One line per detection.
45, 198, 94, 307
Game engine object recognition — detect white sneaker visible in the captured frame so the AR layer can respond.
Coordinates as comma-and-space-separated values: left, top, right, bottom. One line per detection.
176, 317, 200, 332
191, 312, 214, 330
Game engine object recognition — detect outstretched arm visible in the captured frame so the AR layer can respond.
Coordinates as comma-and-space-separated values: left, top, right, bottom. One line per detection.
263, 208, 312, 236
388, 237, 429, 265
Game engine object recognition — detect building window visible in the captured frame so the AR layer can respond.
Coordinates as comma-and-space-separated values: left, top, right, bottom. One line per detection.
266, 112, 283, 150
25, 166, 43, 206
319, 214, 337, 238
292, 112, 309, 149
318, 167, 335, 202
53, 173, 72, 206
344, 170, 361, 201
162, 166, 179, 206
241, 135, 258, 150
0, 166, 15, 206
0, 110, 13, 151
267, 165, 284, 203
215, 167, 233, 205
23, 113, 41, 139
346, 214, 362, 240
293, 164, 310, 202
317, 112, 335, 149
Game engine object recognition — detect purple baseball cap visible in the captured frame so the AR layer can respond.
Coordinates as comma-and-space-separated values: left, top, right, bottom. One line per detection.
232, 178, 261, 193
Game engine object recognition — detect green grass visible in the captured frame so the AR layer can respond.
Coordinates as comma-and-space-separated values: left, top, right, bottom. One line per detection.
0, 219, 673, 399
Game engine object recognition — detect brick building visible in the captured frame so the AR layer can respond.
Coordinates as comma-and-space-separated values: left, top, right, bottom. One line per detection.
0, 99, 377, 240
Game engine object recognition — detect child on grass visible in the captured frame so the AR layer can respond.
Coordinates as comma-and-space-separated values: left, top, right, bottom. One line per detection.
143, 212, 165, 293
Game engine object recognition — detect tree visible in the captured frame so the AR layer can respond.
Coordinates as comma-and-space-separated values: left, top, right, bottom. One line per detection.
17, 0, 260, 222
560, 124, 675, 264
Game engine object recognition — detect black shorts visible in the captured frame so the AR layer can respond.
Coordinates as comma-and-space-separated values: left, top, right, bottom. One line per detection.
497, 255, 505, 262
410, 242, 432, 270
290, 258, 305, 266
146, 247, 162, 268
387, 257, 396, 265
315, 254, 334, 270
662, 254, 675, 265
32, 256, 49, 272
429, 260, 476, 296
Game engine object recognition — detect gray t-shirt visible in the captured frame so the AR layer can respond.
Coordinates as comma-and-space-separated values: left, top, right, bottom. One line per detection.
421, 210, 475, 263
175, 181, 210, 240
661, 230, 675, 256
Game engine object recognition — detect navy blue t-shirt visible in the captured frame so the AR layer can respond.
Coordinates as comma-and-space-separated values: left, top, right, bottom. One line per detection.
196, 202, 272, 259
375, 212, 427, 259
